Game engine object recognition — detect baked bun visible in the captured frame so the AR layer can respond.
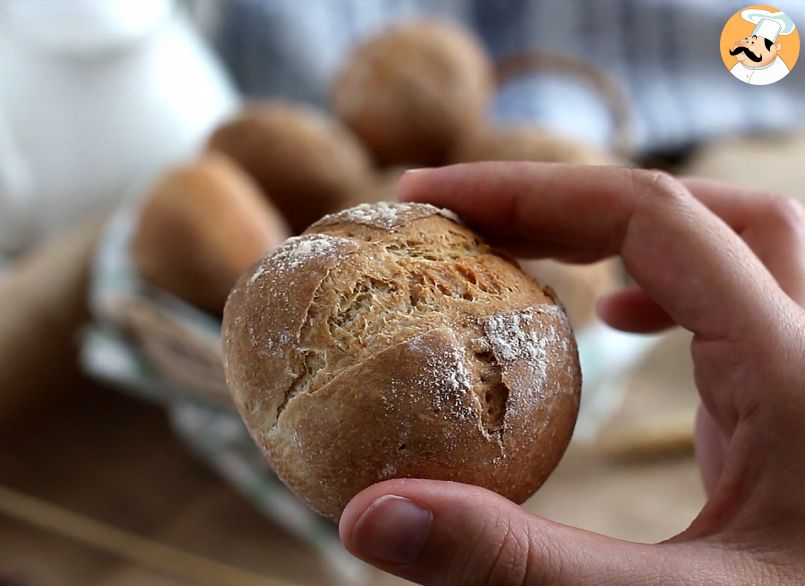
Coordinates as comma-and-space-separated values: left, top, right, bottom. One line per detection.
454, 125, 617, 166
133, 153, 289, 316
223, 202, 581, 521
208, 102, 374, 233
331, 21, 493, 166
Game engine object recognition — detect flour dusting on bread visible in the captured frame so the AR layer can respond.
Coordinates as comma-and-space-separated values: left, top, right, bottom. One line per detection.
312, 201, 459, 231
481, 305, 565, 405
249, 234, 352, 285
411, 335, 473, 421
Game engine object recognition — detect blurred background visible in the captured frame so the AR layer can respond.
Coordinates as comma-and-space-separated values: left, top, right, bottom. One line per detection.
1, 1, 804, 584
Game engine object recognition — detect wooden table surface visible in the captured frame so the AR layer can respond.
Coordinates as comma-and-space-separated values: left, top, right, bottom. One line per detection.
0, 331, 703, 586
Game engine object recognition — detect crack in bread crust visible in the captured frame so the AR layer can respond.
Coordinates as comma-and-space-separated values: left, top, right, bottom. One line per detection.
251, 234, 359, 429
270, 261, 341, 428
281, 213, 553, 437
224, 202, 582, 522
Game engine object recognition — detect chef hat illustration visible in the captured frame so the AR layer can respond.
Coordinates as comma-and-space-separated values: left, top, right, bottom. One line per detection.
741, 9, 796, 43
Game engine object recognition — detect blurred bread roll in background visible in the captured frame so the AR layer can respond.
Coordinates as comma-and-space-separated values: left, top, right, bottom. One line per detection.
133, 153, 289, 316
519, 259, 622, 329
454, 125, 617, 166
340, 166, 407, 210
208, 102, 374, 233
223, 202, 581, 521
332, 21, 494, 167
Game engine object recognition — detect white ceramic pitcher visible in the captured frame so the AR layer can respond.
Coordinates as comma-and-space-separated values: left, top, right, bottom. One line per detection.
0, 0, 237, 258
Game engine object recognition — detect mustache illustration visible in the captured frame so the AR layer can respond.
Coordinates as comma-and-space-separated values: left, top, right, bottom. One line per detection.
730, 46, 763, 62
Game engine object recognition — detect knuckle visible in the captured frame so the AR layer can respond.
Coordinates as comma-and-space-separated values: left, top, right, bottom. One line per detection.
634, 168, 679, 192
527, 532, 568, 586
630, 169, 687, 206
764, 195, 805, 236
493, 523, 533, 586
447, 517, 500, 585
453, 515, 536, 586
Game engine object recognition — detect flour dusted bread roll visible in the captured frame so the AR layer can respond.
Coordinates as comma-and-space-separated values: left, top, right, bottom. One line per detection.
332, 21, 493, 166
208, 102, 373, 233
223, 202, 580, 521
134, 153, 289, 315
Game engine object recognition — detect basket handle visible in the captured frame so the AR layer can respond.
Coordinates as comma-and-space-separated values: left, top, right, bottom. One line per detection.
495, 51, 635, 158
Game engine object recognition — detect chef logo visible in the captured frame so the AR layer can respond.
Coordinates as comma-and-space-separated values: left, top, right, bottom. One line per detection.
721, 5, 799, 85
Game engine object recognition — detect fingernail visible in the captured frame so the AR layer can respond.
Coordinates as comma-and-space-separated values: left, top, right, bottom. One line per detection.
350, 495, 432, 565
397, 169, 432, 201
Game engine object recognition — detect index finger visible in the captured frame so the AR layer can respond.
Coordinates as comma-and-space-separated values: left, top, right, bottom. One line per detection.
680, 177, 805, 306
398, 162, 788, 342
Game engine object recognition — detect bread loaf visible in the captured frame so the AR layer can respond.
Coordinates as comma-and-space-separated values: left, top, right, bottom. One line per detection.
331, 21, 493, 166
133, 153, 289, 316
208, 102, 374, 233
223, 202, 581, 521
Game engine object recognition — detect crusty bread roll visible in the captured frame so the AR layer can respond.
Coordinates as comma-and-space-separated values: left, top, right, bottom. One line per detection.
223, 202, 581, 521
208, 102, 374, 233
133, 153, 289, 316
331, 21, 494, 166
454, 125, 617, 166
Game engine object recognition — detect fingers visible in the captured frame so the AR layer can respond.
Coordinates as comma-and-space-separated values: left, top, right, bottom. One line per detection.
399, 163, 635, 254
680, 177, 805, 306
340, 479, 714, 586
399, 163, 785, 342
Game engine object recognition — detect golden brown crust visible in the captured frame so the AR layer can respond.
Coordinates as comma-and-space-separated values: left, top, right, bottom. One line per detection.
223, 202, 581, 521
331, 21, 493, 166
133, 153, 289, 316
308, 201, 460, 232
208, 102, 374, 233
224, 234, 361, 430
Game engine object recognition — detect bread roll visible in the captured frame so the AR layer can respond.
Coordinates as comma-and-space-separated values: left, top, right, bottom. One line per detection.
331, 21, 493, 166
454, 125, 617, 166
223, 202, 581, 521
133, 153, 289, 316
208, 102, 374, 233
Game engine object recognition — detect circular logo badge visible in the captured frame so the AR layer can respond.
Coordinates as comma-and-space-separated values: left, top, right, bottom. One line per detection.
721, 5, 799, 85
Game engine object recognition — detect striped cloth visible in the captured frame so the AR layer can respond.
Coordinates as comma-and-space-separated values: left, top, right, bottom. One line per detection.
206, 0, 805, 153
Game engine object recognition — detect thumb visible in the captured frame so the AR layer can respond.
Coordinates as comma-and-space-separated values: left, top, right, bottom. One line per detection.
339, 479, 694, 585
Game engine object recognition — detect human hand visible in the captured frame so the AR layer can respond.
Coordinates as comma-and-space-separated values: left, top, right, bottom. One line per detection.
338, 163, 805, 584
